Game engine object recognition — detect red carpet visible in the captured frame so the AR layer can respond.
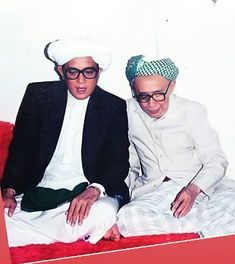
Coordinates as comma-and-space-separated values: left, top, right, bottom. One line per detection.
10, 233, 199, 263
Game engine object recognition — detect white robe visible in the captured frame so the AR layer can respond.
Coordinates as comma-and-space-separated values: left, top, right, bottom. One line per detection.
118, 95, 235, 238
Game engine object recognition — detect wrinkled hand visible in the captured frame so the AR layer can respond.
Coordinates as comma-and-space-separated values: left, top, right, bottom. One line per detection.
2, 188, 17, 217
66, 187, 100, 226
171, 183, 201, 218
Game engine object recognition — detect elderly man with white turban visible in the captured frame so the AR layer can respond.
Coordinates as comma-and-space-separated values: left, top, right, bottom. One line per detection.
105, 55, 235, 240
1, 38, 130, 246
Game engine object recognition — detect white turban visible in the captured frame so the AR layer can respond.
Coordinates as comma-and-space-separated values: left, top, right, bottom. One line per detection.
46, 38, 111, 71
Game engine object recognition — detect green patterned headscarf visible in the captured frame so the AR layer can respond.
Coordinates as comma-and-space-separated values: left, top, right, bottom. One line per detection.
125, 55, 179, 85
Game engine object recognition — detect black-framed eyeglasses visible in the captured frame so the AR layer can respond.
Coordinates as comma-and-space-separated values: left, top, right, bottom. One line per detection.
134, 81, 172, 103
63, 66, 99, 80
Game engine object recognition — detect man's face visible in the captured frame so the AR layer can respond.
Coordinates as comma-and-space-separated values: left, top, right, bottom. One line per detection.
133, 75, 175, 119
58, 56, 100, 100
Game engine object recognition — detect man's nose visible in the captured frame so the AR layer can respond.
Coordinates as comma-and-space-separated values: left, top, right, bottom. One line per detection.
76, 73, 86, 83
148, 97, 158, 107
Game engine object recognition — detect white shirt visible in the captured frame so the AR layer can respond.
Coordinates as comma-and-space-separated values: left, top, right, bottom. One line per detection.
126, 94, 228, 201
37, 91, 89, 190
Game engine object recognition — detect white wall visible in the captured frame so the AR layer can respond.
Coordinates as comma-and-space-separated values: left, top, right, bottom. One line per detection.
0, 0, 235, 179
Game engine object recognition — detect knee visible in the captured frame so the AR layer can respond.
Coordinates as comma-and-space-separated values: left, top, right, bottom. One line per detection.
117, 202, 135, 217
92, 197, 118, 217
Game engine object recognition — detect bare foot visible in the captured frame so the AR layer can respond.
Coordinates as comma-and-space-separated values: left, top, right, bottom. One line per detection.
104, 224, 121, 241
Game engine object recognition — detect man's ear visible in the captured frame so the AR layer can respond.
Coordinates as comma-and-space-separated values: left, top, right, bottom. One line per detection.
169, 80, 176, 94
57, 65, 64, 79
98, 68, 103, 78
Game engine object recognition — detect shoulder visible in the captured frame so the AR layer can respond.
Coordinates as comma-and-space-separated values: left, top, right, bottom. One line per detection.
92, 87, 127, 112
24, 81, 66, 102
95, 86, 125, 102
173, 94, 207, 117
26, 80, 65, 93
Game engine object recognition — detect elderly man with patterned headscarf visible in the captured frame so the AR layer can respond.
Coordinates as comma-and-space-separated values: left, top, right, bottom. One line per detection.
105, 55, 235, 240
1, 38, 130, 246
